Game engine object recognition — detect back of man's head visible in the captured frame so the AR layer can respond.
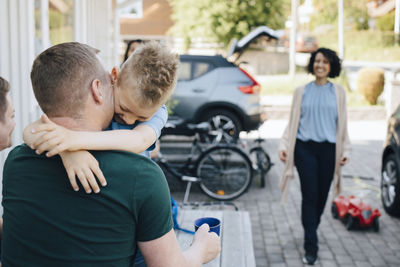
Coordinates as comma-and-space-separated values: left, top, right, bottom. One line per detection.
31, 42, 106, 118
0, 77, 10, 122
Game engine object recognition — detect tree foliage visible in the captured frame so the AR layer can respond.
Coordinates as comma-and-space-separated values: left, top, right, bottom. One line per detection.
168, 0, 287, 48
377, 11, 395, 31
310, 0, 369, 31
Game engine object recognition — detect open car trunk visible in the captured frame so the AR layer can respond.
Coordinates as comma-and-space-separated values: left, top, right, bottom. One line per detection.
227, 26, 282, 64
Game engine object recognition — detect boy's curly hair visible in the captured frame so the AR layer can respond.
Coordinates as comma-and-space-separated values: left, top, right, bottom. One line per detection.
0, 77, 10, 122
118, 41, 179, 107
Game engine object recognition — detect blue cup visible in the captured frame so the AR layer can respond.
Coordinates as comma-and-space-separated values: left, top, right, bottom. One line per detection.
194, 217, 221, 236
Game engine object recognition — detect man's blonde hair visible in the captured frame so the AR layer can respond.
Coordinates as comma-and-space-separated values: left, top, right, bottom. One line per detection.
118, 41, 179, 107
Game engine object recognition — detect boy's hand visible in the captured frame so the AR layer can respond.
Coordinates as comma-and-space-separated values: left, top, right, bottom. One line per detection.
59, 151, 107, 194
32, 114, 78, 156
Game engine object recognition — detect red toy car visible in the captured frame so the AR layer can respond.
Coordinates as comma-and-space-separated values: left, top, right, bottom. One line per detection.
331, 195, 381, 232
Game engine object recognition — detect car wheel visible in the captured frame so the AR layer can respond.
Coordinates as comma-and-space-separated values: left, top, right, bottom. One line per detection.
331, 203, 339, 219
381, 153, 400, 216
372, 217, 379, 232
200, 109, 242, 143
345, 215, 355, 230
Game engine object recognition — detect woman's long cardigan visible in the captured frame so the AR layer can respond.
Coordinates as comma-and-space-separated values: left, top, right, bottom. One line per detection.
278, 83, 352, 203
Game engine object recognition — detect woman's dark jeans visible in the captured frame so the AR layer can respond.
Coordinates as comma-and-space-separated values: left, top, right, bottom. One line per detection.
294, 139, 336, 255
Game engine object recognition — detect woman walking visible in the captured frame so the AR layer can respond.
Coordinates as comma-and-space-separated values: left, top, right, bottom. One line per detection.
278, 48, 351, 265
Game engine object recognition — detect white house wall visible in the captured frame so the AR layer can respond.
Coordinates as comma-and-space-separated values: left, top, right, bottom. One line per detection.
0, 0, 115, 212
75, 0, 115, 70
0, 0, 37, 214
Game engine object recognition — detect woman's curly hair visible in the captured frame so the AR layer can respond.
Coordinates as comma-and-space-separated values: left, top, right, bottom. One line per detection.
307, 47, 341, 78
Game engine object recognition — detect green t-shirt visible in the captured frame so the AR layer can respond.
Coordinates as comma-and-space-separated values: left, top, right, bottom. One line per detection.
1, 145, 173, 266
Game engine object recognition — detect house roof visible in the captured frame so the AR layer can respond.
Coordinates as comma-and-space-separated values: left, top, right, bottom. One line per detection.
120, 0, 173, 37
367, 0, 395, 18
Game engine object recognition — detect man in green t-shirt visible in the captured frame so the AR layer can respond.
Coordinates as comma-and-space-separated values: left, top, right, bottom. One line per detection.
2, 42, 220, 266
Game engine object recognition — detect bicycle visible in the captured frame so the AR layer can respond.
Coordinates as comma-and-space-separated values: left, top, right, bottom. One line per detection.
198, 127, 273, 188
248, 138, 273, 188
156, 122, 253, 202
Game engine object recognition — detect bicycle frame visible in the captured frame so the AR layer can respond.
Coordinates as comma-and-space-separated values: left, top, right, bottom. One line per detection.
158, 122, 254, 201
155, 135, 207, 202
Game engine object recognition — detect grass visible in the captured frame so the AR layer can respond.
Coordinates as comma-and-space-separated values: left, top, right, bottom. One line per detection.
257, 73, 313, 95
315, 29, 400, 62
257, 72, 383, 107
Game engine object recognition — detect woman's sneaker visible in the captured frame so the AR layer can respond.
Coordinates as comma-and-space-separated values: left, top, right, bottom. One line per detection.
302, 252, 318, 265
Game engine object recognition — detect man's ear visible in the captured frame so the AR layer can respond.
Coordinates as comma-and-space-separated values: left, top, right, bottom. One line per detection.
111, 67, 120, 84
90, 79, 103, 104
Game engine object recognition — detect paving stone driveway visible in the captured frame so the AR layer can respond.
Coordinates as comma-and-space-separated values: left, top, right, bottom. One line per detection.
169, 138, 400, 267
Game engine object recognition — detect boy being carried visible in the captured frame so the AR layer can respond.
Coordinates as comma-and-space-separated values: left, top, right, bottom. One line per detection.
24, 41, 178, 193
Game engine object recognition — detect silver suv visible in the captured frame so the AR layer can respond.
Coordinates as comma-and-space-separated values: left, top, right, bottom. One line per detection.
165, 54, 263, 142
125, 26, 280, 142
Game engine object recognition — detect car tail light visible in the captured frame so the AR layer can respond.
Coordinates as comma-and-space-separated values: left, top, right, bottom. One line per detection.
238, 67, 260, 94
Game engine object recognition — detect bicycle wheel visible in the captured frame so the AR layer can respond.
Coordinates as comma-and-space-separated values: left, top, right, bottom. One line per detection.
196, 145, 253, 200
249, 147, 272, 188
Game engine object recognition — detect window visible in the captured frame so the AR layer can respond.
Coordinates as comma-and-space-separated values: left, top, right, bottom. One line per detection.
193, 62, 211, 79
34, 0, 74, 50
177, 62, 191, 81
118, 0, 143, 18
49, 0, 74, 45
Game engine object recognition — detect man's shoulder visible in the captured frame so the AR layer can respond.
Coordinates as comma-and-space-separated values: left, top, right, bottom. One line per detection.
93, 151, 163, 177
94, 151, 169, 201
9, 144, 31, 153
5, 144, 33, 162
93, 150, 154, 164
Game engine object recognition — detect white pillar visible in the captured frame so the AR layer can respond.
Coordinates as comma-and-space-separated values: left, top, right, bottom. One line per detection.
40, 0, 50, 50
74, 0, 114, 70
114, 2, 120, 67
395, 0, 400, 45
338, 0, 344, 59
74, 0, 88, 43
0, 0, 36, 211
289, 0, 299, 78
0, 0, 36, 145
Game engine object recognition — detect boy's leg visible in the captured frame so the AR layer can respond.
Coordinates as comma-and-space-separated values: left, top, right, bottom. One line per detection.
294, 139, 319, 255
134, 249, 146, 267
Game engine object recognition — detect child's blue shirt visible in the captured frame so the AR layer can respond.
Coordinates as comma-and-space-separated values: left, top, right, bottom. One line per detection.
107, 105, 168, 158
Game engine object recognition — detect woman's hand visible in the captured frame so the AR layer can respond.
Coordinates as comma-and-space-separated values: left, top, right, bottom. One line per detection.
60, 151, 107, 194
339, 156, 349, 166
31, 114, 78, 156
279, 150, 287, 163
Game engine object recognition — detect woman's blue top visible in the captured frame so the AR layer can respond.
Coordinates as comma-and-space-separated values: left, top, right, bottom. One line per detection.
296, 81, 337, 143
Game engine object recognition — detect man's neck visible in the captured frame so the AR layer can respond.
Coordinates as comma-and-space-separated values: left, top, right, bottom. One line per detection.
49, 117, 102, 131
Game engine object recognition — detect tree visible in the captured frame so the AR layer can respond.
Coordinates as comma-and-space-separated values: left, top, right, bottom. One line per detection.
168, 0, 287, 48
377, 11, 395, 31
310, 0, 369, 31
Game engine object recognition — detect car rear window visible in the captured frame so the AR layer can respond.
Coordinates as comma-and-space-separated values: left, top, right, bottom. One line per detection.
177, 60, 214, 81
193, 62, 211, 79
177, 61, 191, 81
